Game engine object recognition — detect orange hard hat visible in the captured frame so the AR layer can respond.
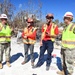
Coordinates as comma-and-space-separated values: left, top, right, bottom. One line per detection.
27, 18, 33, 22
46, 13, 54, 19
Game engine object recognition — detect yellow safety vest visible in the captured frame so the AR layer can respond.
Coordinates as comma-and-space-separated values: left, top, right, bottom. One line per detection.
0, 23, 11, 43
42, 23, 57, 41
23, 27, 37, 44
62, 23, 75, 49
5, 25, 12, 42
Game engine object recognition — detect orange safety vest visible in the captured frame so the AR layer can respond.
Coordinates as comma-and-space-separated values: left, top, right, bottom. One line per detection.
41, 23, 57, 41
23, 27, 37, 44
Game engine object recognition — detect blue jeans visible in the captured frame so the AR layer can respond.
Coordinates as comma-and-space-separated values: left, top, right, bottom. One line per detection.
37, 40, 54, 66
24, 44, 34, 62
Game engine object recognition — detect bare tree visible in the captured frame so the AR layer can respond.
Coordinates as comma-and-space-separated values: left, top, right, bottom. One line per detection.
0, 0, 15, 20
13, 10, 27, 29
24, 0, 42, 20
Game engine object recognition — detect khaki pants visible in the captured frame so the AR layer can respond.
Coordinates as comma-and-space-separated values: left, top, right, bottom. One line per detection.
61, 48, 67, 75
64, 48, 75, 74
0, 42, 11, 62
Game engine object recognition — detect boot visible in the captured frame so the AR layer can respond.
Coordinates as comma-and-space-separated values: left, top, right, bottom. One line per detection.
68, 74, 71, 75
46, 66, 50, 71
6, 61, 11, 67
73, 62, 75, 66
31, 62, 34, 66
0, 63, 3, 69
21, 61, 27, 65
57, 70, 65, 75
32, 64, 40, 69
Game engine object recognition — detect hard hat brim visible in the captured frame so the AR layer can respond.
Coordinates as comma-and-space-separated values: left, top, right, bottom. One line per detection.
0, 17, 8, 19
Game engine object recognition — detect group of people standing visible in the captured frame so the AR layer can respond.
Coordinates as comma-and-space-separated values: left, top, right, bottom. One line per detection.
0, 11, 75, 75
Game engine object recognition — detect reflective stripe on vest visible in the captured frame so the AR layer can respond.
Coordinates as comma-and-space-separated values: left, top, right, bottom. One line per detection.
42, 23, 56, 41
0, 23, 6, 42
50, 23, 56, 41
23, 27, 36, 44
5, 26, 11, 42
62, 40, 75, 45
41, 24, 47, 40
62, 23, 75, 49
23, 38, 36, 44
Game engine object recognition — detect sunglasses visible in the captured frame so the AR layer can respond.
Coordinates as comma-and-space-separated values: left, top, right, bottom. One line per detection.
2, 18, 7, 20
27, 22, 33, 23
63, 17, 70, 20
46, 16, 54, 19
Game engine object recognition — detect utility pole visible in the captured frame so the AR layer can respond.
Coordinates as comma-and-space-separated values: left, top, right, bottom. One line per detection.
4, 0, 7, 14
0, 3, 2, 14
38, 0, 42, 21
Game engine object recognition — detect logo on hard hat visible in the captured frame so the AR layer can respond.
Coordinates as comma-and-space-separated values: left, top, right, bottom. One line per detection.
64, 12, 73, 21
64, 12, 73, 17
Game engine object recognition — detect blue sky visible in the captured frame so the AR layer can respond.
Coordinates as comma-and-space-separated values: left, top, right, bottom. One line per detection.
11, 0, 75, 22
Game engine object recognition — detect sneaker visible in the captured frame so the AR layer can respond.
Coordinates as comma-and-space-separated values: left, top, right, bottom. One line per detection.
0, 63, 3, 69
6, 62, 11, 67
57, 70, 65, 75
46, 66, 50, 71
21, 61, 26, 65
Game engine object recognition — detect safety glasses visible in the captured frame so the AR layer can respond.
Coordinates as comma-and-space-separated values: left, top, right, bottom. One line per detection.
2, 18, 7, 21
46, 16, 54, 19
27, 22, 33, 23
63, 17, 70, 20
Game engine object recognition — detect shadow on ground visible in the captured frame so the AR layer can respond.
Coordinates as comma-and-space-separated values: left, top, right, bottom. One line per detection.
3, 53, 24, 65
26, 52, 39, 62
3, 52, 62, 71
34, 54, 62, 70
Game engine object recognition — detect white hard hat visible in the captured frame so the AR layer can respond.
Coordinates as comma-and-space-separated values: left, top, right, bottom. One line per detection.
0, 14, 8, 19
64, 12, 73, 17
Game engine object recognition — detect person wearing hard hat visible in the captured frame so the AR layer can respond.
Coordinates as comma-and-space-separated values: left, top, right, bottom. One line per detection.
0, 14, 13, 69
33, 13, 59, 70
57, 12, 75, 75
21, 18, 37, 67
